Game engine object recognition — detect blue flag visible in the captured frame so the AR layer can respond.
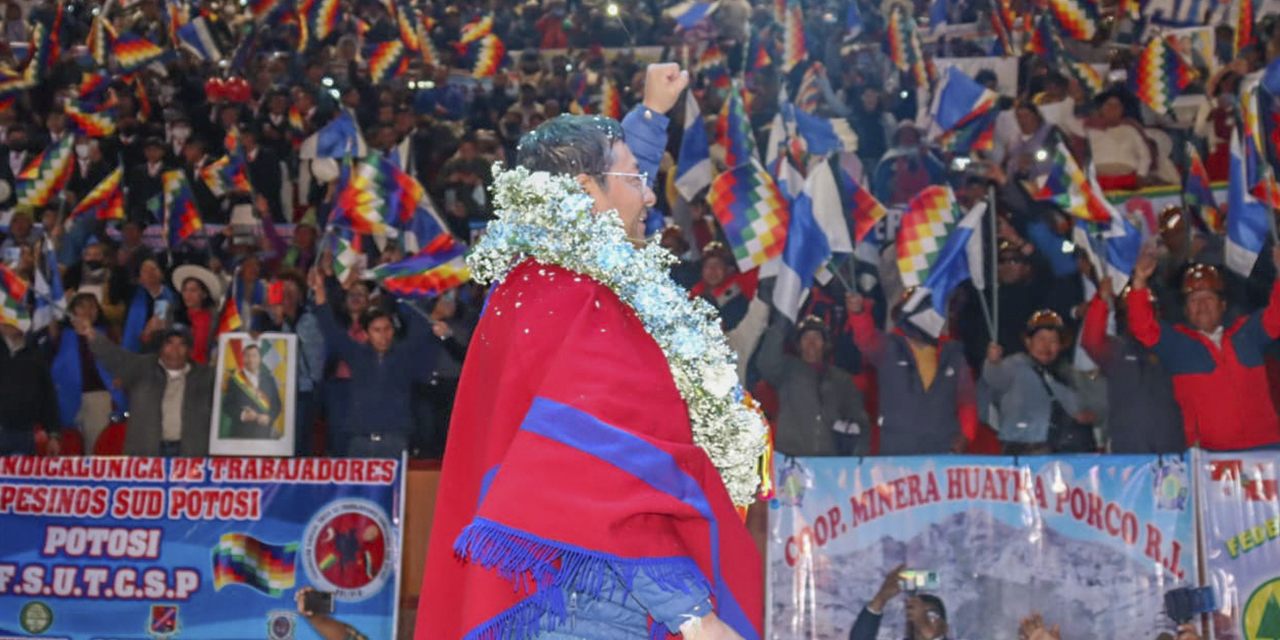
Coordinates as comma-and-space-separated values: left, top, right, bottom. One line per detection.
1227, 131, 1269, 276
675, 94, 713, 200
773, 160, 832, 320
929, 0, 948, 27
845, 1, 864, 39
316, 111, 360, 158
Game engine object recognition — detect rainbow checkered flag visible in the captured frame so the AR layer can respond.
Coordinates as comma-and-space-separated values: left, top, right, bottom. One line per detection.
1029, 142, 1113, 223
86, 13, 117, 67
200, 154, 251, 196
65, 100, 116, 137
329, 230, 362, 281
112, 32, 173, 74
896, 185, 962, 289
211, 533, 296, 596
888, 6, 931, 88
393, 0, 422, 53
163, 170, 203, 247
600, 78, 621, 120
22, 22, 55, 87
782, 0, 805, 72
1027, 12, 1063, 58
1184, 142, 1223, 233
716, 84, 758, 170
300, 0, 342, 44
1239, 74, 1280, 209
1235, 0, 1254, 58
17, 137, 75, 208
795, 64, 823, 113
470, 33, 506, 79
1047, 0, 1098, 41
0, 263, 30, 330
458, 13, 494, 48
366, 39, 409, 85
369, 237, 470, 299
1064, 59, 1104, 99
70, 167, 124, 221
1131, 36, 1194, 116
708, 158, 790, 272
928, 66, 1000, 154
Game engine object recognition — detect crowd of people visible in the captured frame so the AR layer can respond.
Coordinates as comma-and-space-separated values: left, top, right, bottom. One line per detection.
1, 0, 1280, 464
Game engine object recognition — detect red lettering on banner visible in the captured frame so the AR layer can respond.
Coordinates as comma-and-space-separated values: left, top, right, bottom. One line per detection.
995, 468, 1013, 501
1032, 476, 1047, 509
849, 472, 941, 527
1145, 524, 1163, 563
204, 458, 396, 485
0, 484, 110, 517
1166, 540, 1184, 579
0, 457, 165, 481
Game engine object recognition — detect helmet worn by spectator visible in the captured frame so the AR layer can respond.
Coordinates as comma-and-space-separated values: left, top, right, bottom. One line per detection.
1180, 263, 1224, 296
1025, 309, 1066, 337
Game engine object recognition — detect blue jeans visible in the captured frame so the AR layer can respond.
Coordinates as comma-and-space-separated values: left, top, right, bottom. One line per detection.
342, 433, 407, 459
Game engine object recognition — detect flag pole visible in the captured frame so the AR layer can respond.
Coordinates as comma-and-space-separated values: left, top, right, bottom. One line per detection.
986, 183, 999, 341
972, 272, 998, 343
827, 256, 856, 293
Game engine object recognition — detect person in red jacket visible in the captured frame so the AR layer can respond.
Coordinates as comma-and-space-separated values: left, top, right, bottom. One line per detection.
1128, 249, 1280, 450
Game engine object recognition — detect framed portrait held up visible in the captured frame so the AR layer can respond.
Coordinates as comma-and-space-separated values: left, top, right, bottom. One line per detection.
209, 332, 297, 456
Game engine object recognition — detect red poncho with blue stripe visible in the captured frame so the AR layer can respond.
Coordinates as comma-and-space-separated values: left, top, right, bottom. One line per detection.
415, 259, 763, 638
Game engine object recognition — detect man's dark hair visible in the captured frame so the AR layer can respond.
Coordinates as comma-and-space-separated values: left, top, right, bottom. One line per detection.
917, 593, 946, 620
359, 307, 393, 332
515, 115, 623, 179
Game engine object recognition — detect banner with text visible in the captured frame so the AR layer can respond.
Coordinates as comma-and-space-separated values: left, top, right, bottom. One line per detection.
768, 454, 1196, 640
1199, 450, 1280, 640
0, 456, 404, 640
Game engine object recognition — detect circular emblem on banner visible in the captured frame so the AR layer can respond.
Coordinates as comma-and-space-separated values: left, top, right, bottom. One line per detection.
1153, 461, 1189, 511
266, 611, 296, 640
20, 601, 53, 634
302, 499, 395, 601
1243, 577, 1280, 640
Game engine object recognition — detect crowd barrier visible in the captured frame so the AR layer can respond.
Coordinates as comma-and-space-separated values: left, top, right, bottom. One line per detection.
0, 455, 405, 640
768, 449, 1279, 640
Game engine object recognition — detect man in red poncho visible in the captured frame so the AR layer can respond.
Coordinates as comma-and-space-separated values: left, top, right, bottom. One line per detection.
414, 64, 764, 639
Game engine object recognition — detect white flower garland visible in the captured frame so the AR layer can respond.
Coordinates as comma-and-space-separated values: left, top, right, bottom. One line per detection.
468, 164, 768, 506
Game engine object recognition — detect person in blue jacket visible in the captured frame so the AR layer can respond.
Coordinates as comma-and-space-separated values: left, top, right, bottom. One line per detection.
310, 269, 440, 458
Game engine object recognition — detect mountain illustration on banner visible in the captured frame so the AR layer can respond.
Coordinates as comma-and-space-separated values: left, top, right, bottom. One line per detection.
1248, 587, 1280, 640
770, 507, 1173, 639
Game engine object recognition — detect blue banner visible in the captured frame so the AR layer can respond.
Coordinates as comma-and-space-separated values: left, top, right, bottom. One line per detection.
0, 456, 404, 640
768, 453, 1197, 639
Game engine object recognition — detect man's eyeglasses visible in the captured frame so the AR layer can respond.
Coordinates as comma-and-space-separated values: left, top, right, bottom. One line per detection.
601, 171, 649, 189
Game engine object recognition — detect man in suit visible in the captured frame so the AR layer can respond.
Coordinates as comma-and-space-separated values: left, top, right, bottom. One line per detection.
182, 138, 225, 224
76, 322, 215, 457
219, 343, 283, 439
126, 137, 168, 223
239, 127, 284, 221
257, 89, 294, 161
0, 126, 30, 210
